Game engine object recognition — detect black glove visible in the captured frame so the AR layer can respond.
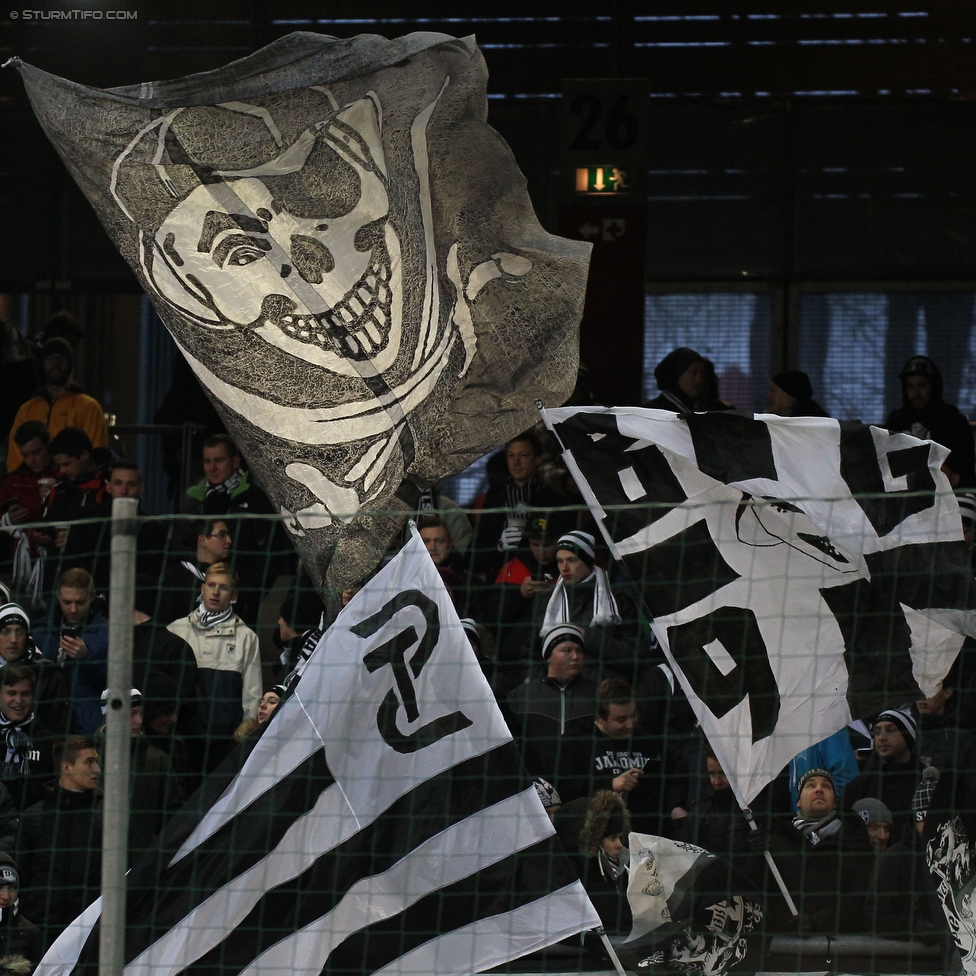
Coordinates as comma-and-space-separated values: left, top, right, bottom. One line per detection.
581, 929, 608, 958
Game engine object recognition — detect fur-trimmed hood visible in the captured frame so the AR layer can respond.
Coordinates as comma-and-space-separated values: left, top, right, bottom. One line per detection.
579, 789, 632, 858
0, 957, 31, 976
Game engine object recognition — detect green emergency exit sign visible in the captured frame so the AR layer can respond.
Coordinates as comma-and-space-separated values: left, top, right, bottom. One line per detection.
575, 166, 630, 194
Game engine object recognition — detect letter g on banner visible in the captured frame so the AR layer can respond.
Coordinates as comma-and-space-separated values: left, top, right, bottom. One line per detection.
839, 423, 936, 537
353, 589, 472, 753
667, 606, 780, 744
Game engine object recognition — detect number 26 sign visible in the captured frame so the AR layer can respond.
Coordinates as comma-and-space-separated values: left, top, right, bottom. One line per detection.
560, 79, 648, 200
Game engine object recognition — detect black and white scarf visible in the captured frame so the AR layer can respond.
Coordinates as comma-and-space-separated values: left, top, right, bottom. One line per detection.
195, 606, 235, 629
541, 568, 621, 635
792, 811, 841, 846
0, 713, 34, 777
180, 560, 207, 582
597, 847, 626, 884
504, 473, 541, 512
204, 468, 243, 499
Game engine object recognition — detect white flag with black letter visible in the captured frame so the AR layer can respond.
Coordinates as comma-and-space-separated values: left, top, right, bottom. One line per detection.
543, 405, 973, 806
38, 527, 599, 976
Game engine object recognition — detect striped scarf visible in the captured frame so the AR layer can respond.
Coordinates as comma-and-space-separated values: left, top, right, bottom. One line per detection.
195, 606, 235, 629
505, 474, 541, 512
541, 567, 621, 636
204, 468, 243, 498
792, 811, 841, 846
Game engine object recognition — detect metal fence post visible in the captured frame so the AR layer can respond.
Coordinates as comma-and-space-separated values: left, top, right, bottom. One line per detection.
99, 496, 138, 976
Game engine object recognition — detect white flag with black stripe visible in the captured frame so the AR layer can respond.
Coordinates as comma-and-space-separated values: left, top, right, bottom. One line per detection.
542, 405, 974, 806
38, 526, 600, 976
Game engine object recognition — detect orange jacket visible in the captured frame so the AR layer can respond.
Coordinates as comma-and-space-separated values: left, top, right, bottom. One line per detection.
7, 389, 108, 472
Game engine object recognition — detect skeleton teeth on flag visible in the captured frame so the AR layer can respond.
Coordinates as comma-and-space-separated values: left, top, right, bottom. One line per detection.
10, 31, 589, 604
542, 405, 976, 807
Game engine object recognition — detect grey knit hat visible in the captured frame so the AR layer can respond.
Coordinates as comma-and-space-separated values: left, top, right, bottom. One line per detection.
853, 797, 893, 827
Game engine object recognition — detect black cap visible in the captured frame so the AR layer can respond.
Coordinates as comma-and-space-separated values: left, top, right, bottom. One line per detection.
899, 356, 938, 381
41, 336, 74, 362
771, 370, 814, 402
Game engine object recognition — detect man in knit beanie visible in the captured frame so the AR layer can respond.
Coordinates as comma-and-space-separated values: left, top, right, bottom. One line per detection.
538, 531, 644, 684
852, 797, 893, 853
854, 794, 930, 937
505, 624, 595, 794
762, 766, 870, 935
845, 706, 919, 843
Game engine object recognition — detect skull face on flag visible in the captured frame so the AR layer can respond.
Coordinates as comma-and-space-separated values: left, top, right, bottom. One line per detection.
14, 33, 589, 599
131, 96, 408, 373
109, 87, 469, 526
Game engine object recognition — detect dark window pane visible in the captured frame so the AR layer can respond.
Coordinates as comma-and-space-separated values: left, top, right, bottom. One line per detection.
797, 291, 975, 423
644, 292, 773, 412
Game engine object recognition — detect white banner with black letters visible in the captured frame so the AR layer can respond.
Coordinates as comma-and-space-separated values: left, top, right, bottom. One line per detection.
543, 406, 973, 807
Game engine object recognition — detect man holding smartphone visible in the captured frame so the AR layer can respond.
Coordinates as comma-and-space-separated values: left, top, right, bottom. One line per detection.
30, 569, 108, 734
561, 678, 666, 837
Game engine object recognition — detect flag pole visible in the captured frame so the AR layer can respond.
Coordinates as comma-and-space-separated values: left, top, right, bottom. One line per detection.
100, 496, 138, 976
742, 806, 798, 917
597, 928, 627, 976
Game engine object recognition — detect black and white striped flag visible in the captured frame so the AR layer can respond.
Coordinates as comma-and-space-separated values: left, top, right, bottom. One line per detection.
38, 527, 599, 976
543, 405, 975, 806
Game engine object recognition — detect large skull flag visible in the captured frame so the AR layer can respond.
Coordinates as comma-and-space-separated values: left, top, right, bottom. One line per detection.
11, 32, 589, 597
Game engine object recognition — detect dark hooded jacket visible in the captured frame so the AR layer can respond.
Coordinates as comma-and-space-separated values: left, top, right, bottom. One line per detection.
762, 809, 871, 934
645, 347, 703, 412
769, 369, 829, 418
885, 355, 976, 487
92, 730, 185, 864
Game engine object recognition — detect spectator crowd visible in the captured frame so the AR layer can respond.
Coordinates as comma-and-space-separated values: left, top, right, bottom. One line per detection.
0, 320, 971, 970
